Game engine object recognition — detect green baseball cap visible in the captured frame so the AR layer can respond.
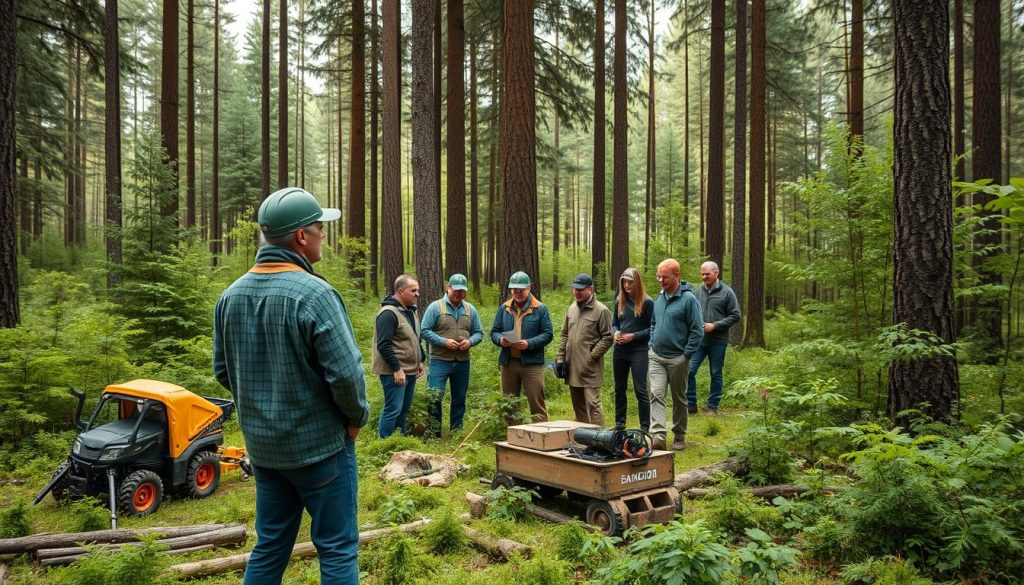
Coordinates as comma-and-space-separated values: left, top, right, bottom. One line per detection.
448, 273, 468, 291
258, 187, 341, 238
508, 271, 531, 289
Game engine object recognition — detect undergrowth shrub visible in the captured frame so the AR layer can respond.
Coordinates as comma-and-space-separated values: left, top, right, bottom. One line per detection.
484, 486, 535, 521
422, 510, 468, 555
732, 527, 799, 585
839, 556, 937, 585
699, 475, 783, 537
514, 556, 572, 585
0, 500, 31, 538
378, 493, 417, 525
376, 533, 427, 585
66, 499, 108, 533
594, 519, 734, 584
50, 538, 173, 585
800, 515, 859, 566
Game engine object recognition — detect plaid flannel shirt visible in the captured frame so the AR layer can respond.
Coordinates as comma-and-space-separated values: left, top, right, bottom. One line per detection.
213, 246, 370, 469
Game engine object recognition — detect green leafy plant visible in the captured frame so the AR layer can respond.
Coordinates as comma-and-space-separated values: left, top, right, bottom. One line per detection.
67, 499, 109, 533
377, 533, 426, 585
378, 494, 417, 525
839, 556, 937, 585
484, 485, 535, 521
514, 556, 572, 585
729, 377, 795, 484
732, 527, 799, 584
700, 475, 783, 537
594, 519, 735, 584
51, 537, 173, 585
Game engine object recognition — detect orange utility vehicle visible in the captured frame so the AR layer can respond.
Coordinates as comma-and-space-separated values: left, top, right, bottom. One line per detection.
34, 379, 250, 528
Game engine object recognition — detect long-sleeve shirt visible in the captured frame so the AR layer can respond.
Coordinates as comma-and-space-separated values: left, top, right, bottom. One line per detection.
420, 295, 485, 350
649, 282, 704, 359
214, 246, 369, 469
611, 295, 654, 354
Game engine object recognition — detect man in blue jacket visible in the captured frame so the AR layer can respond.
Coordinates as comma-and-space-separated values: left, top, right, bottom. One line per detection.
490, 271, 554, 425
648, 258, 704, 451
687, 261, 741, 415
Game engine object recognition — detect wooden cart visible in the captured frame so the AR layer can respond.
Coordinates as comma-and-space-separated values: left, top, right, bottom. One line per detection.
491, 441, 680, 535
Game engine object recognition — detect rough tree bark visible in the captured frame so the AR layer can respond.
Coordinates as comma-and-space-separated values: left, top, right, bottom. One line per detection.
261, 0, 271, 201
161, 0, 180, 216
370, 0, 380, 293
278, 0, 287, 188
889, 0, 960, 423
446, 0, 467, 276
349, 0, 367, 284
211, 0, 221, 261
743, 0, 766, 348
592, 0, 606, 282
381, 0, 404, 291
731, 0, 748, 345
706, 0, 726, 271
0, 0, 17, 326
105, 0, 123, 286
412, 0, 443, 303
611, 0, 628, 290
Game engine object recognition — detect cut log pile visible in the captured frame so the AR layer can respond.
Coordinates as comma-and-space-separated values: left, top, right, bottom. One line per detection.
0, 524, 246, 568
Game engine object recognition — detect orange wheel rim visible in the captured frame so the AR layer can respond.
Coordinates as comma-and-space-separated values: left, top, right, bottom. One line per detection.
195, 462, 215, 490
134, 484, 156, 511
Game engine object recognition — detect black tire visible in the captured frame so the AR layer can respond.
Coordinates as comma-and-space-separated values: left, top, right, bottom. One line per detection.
490, 473, 516, 490
118, 469, 164, 516
184, 451, 221, 498
586, 499, 624, 536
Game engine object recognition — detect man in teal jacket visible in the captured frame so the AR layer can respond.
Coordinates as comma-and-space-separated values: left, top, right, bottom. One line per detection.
214, 188, 369, 584
490, 271, 554, 424
648, 258, 704, 451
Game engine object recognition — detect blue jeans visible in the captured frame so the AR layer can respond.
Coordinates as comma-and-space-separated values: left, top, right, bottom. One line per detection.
378, 374, 417, 438
246, 443, 359, 584
426, 359, 470, 435
687, 342, 728, 409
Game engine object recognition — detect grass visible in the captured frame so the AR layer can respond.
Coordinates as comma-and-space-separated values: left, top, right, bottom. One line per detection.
0, 290, 1015, 584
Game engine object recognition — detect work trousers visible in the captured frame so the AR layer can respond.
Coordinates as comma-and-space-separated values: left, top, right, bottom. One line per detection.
500, 358, 548, 424
647, 350, 690, 442
427, 359, 471, 436
687, 342, 728, 409
569, 385, 605, 427
613, 350, 651, 430
246, 444, 359, 584
378, 374, 417, 438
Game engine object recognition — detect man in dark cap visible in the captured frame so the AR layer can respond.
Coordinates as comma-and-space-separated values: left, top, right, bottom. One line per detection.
556, 273, 614, 426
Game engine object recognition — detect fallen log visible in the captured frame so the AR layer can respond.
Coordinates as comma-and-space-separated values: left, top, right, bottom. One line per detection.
35, 526, 247, 560
683, 484, 841, 499
673, 459, 747, 492
0, 562, 7, 585
167, 518, 432, 579
0, 479, 25, 486
466, 492, 575, 525
0, 524, 229, 555
39, 543, 216, 568
461, 526, 531, 561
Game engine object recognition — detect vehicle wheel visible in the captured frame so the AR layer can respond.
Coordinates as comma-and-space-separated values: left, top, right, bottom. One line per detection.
185, 451, 221, 498
490, 473, 516, 491
118, 469, 164, 515
586, 499, 624, 537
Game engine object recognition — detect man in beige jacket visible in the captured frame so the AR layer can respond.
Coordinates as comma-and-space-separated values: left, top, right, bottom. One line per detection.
556, 273, 614, 426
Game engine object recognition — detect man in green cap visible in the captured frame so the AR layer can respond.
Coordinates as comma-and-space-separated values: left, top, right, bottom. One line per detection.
490, 271, 554, 424
214, 187, 369, 583
420, 273, 484, 436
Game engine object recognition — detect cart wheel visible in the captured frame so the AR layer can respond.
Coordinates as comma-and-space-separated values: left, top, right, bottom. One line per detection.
586, 499, 625, 536
184, 450, 221, 498
118, 469, 164, 515
490, 473, 516, 491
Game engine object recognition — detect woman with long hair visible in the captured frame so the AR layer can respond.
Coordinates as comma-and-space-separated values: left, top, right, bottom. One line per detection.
611, 267, 654, 430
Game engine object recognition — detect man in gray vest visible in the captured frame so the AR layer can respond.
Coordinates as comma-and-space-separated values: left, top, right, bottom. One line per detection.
372, 274, 425, 438
420, 273, 484, 436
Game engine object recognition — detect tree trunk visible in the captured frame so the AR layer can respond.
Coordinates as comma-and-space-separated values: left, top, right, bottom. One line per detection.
349, 0, 367, 285
890, 0, 959, 423
278, 0, 288, 188
0, 0, 17, 326
446, 0, 467, 276
706, 0, 726, 272
370, 0, 380, 294
470, 39, 480, 293
185, 0, 196, 227
552, 28, 561, 287
261, 0, 271, 202
644, 0, 655, 266
972, 0, 1003, 345
161, 0, 180, 217
381, 0, 404, 292
954, 0, 965, 182
211, 0, 221, 261
434, 0, 442, 222
683, 0, 690, 249
500, 0, 540, 298
105, 0, 123, 286
611, 0, 628, 291
743, 0, 766, 348
849, 0, 864, 144
592, 0, 606, 281
731, 0, 747, 345
413, 0, 443, 303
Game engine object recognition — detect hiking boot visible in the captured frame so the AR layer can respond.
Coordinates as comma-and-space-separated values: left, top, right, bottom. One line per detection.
705, 407, 719, 416
687, 404, 698, 414
652, 437, 666, 451
671, 439, 687, 451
